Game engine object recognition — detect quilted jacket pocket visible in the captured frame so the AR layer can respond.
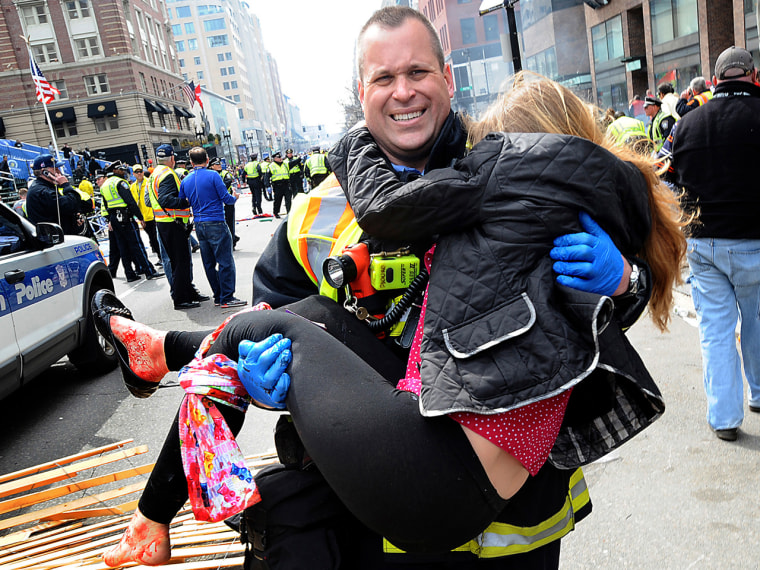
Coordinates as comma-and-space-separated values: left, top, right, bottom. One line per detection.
442, 293, 535, 359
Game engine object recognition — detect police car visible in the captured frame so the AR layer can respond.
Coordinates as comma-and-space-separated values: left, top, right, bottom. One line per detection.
0, 202, 117, 399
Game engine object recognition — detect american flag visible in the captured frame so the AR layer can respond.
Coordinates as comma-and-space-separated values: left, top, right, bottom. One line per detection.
29, 53, 59, 104
181, 80, 196, 107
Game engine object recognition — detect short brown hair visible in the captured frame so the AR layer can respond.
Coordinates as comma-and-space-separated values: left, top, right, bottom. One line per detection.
356, 7, 444, 80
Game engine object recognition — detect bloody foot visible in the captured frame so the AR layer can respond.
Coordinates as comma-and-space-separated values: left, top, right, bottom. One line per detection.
103, 509, 171, 567
110, 316, 169, 383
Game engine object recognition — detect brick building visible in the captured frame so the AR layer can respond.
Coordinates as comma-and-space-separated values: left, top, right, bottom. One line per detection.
0, 0, 195, 165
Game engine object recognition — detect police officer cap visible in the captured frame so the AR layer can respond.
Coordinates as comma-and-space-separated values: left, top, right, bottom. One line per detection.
643, 96, 661, 107
155, 144, 174, 158
311, 145, 320, 153
104, 160, 125, 174
33, 154, 63, 170
208, 157, 221, 167
94, 170, 106, 179
250, 153, 258, 160
272, 151, 282, 158
286, 148, 294, 154
175, 157, 188, 164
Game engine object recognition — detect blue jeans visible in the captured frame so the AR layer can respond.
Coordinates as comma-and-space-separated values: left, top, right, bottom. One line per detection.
195, 220, 236, 304
687, 238, 760, 430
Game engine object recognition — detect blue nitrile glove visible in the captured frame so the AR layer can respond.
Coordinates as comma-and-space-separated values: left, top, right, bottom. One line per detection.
237, 335, 292, 409
550, 211, 624, 296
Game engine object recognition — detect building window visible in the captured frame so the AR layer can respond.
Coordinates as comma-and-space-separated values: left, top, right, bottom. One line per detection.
175, 41, 185, 52
139, 72, 147, 91
233, 94, 241, 102
651, 0, 698, 45
591, 15, 624, 64
84, 74, 109, 95
52, 80, 68, 100
188, 38, 198, 50
461, 18, 477, 45
225, 52, 232, 61
65, 0, 90, 19
483, 14, 499, 42
21, 4, 48, 26
217, 53, 225, 62
178, 58, 185, 67
172, 24, 182, 36
185, 22, 195, 34
208, 35, 229, 47
228, 66, 235, 75
176, 6, 191, 18
230, 80, 238, 89
74, 37, 101, 58
204, 18, 227, 32
32, 43, 58, 64
93, 116, 119, 133
220, 68, 227, 76
238, 109, 244, 120
525, 47, 558, 79
458, 0, 472, 3
54, 122, 78, 138
194, 56, 201, 65
198, 5, 225, 15
223, 81, 230, 90
198, 71, 204, 79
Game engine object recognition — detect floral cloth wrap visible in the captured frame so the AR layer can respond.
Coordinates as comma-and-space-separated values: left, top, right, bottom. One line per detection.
178, 303, 271, 522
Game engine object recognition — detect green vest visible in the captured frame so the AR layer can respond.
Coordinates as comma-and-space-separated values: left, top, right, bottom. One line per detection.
306, 153, 327, 175
269, 161, 290, 182
606, 116, 648, 146
100, 176, 128, 210
286, 158, 301, 174
244, 161, 260, 178
648, 111, 669, 151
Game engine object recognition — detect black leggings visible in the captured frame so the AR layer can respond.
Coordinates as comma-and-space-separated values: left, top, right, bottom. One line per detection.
139, 296, 506, 553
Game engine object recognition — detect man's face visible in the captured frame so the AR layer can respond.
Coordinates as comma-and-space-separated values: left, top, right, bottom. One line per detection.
95, 176, 105, 187
358, 19, 454, 170
134, 170, 144, 179
644, 104, 658, 119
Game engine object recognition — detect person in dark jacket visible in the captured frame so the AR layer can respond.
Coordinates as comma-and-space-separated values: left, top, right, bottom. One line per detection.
98, 8, 667, 570
285, 148, 303, 198
670, 46, 760, 442
25, 154, 91, 235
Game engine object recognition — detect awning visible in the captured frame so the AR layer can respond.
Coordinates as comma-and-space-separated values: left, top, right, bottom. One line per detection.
184, 109, 195, 118
153, 101, 172, 114
49, 106, 77, 124
87, 101, 118, 118
173, 106, 187, 117
479, 0, 505, 14
144, 98, 161, 113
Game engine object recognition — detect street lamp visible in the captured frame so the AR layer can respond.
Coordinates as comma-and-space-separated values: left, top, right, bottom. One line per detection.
194, 126, 205, 145
220, 126, 234, 167
479, 0, 522, 73
245, 131, 255, 154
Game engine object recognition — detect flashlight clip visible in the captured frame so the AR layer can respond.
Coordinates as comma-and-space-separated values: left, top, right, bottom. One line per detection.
370, 247, 410, 259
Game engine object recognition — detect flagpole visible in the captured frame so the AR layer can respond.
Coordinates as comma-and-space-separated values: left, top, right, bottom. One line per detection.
23, 35, 63, 226
22, 37, 60, 160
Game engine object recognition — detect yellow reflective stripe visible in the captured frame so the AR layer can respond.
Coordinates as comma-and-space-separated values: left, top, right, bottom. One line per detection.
385, 468, 589, 558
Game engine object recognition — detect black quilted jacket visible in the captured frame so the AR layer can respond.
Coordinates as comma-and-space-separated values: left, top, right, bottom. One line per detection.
331, 127, 666, 468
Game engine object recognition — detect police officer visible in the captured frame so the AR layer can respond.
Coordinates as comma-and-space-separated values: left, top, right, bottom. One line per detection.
243, 153, 263, 216
174, 158, 190, 180
268, 151, 291, 218
304, 145, 330, 190
26, 154, 92, 235
147, 144, 206, 309
285, 148, 304, 198
643, 96, 676, 152
100, 161, 163, 282
209, 157, 240, 248
261, 154, 273, 201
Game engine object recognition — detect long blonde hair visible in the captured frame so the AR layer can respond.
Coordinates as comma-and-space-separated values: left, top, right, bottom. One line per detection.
466, 72, 687, 331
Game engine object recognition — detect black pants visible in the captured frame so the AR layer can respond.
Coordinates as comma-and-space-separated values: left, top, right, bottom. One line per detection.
310, 172, 329, 190
224, 203, 236, 242
157, 221, 193, 303
289, 174, 303, 198
110, 214, 153, 278
138, 296, 504, 553
248, 179, 263, 215
143, 219, 160, 255
272, 180, 291, 216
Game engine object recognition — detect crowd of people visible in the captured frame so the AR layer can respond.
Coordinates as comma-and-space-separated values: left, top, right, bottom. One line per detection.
7, 5, 758, 567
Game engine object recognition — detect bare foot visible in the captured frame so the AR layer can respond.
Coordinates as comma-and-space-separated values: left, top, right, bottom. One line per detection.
110, 316, 169, 382
103, 509, 171, 567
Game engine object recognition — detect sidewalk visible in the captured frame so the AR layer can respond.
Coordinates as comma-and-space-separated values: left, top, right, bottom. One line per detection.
560, 280, 760, 568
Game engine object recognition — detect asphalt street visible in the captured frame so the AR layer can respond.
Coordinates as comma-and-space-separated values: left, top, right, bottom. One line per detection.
1, 194, 759, 568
